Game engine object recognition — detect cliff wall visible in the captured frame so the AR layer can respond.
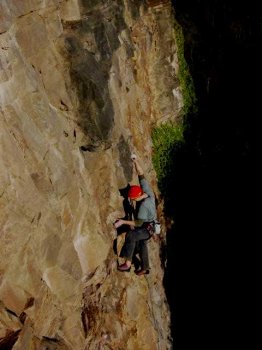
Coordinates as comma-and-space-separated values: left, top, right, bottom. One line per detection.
0, 1, 183, 349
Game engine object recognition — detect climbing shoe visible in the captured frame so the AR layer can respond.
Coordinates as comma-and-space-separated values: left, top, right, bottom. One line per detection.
117, 263, 131, 272
135, 269, 149, 276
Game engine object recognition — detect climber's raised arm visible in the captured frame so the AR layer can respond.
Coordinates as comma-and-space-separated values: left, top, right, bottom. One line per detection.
131, 154, 144, 176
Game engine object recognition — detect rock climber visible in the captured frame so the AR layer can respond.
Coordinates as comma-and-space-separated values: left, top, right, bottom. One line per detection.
114, 154, 157, 275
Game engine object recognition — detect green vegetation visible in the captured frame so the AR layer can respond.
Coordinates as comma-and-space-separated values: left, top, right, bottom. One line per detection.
152, 19, 197, 192
152, 122, 184, 192
173, 19, 197, 116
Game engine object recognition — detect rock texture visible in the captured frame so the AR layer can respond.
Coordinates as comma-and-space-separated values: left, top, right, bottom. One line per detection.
0, 1, 183, 349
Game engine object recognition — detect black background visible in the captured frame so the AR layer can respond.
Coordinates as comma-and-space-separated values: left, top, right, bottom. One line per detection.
164, 1, 260, 348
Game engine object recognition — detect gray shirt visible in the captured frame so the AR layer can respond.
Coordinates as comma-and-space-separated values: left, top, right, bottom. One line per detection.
135, 176, 156, 226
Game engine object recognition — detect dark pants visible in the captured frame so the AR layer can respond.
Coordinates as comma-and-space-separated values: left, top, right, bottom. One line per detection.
121, 228, 150, 270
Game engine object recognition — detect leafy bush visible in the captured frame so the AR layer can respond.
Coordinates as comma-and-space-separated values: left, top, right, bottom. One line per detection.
152, 19, 197, 194
152, 122, 184, 191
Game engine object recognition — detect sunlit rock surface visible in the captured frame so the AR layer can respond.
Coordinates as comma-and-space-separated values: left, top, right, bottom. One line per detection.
0, 0, 183, 348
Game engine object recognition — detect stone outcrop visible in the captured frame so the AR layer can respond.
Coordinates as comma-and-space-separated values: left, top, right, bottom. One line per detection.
0, 1, 183, 349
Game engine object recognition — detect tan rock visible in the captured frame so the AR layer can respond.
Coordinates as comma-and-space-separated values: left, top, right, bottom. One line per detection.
0, 0, 181, 348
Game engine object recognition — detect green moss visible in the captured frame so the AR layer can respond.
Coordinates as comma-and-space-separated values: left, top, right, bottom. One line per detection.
152, 20, 197, 192
152, 122, 184, 192
173, 20, 197, 116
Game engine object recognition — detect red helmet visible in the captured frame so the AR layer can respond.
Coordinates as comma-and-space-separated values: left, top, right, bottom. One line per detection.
128, 185, 143, 199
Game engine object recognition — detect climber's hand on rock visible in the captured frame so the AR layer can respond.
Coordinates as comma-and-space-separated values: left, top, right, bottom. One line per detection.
114, 219, 124, 228
131, 153, 137, 161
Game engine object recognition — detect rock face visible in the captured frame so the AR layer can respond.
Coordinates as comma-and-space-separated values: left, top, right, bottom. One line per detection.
0, 1, 183, 349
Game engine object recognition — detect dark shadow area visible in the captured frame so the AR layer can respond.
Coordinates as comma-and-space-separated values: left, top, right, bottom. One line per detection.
0, 330, 20, 350
164, 1, 260, 348
113, 184, 133, 255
